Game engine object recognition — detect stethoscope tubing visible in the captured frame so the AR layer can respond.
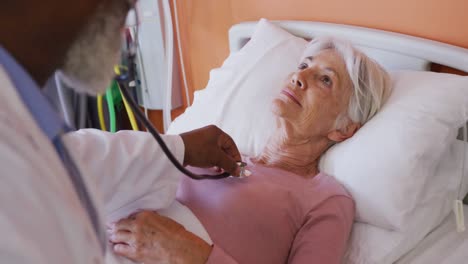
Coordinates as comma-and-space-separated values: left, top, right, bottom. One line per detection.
117, 78, 231, 180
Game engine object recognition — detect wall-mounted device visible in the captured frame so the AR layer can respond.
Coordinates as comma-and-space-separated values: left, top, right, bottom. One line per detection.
126, 0, 183, 131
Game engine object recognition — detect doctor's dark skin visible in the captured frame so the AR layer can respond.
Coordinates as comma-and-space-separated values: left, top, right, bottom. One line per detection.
0, 0, 104, 86
1, 0, 241, 263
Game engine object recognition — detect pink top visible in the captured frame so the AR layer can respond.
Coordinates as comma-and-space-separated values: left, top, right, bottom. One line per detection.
177, 159, 354, 264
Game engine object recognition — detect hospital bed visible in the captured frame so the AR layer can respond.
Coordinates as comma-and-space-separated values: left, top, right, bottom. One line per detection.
167, 19, 468, 263
396, 204, 468, 263
227, 20, 467, 264
227, 20, 468, 264
228, 20, 467, 72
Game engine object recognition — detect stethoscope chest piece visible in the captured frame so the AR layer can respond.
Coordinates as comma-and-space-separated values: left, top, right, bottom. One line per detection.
236, 161, 251, 178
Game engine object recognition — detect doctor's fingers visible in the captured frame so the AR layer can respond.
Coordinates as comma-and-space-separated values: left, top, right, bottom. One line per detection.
218, 132, 242, 162
214, 149, 241, 177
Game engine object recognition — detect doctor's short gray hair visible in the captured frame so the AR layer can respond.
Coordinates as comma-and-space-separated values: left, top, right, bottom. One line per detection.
302, 37, 391, 130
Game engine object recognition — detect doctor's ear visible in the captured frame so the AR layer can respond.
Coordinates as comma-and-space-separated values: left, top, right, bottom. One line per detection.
327, 121, 360, 143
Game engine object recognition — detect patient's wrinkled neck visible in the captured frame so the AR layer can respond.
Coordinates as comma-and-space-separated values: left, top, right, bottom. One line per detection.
255, 124, 331, 177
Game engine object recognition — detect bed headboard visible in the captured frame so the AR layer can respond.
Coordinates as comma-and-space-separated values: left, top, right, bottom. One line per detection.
229, 20, 468, 72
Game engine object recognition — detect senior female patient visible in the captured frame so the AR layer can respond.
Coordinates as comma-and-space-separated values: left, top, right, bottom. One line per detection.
109, 37, 390, 264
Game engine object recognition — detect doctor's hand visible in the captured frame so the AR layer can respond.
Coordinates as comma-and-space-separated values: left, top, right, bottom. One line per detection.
180, 125, 242, 176
109, 211, 211, 264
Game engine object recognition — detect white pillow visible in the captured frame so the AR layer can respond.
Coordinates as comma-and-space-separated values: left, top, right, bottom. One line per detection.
168, 18, 307, 156
343, 139, 468, 264
319, 70, 468, 230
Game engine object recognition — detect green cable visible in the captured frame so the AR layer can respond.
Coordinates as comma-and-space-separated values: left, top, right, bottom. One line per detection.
105, 81, 117, 133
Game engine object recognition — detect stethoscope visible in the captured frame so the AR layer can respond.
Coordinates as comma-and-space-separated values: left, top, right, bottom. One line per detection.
114, 5, 245, 180
117, 74, 247, 180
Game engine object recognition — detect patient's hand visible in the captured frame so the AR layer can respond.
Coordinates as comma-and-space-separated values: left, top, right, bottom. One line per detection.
109, 210, 211, 264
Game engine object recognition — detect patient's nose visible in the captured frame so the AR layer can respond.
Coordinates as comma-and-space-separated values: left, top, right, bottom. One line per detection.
290, 73, 306, 89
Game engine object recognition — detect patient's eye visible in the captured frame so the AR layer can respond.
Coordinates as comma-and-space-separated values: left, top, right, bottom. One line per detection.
321, 75, 332, 87
298, 63, 308, 70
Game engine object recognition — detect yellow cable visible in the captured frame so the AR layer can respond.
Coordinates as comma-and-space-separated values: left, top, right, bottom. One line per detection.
97, 95, 107, 131
114, 65, 122, 75
118, 83, 139, 131
114, 65, 138, 131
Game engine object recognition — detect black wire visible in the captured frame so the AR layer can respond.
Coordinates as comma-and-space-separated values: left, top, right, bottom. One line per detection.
117, 78, 231, 180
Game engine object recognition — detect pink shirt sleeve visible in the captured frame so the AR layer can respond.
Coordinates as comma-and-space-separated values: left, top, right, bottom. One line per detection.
287, 196, 355, 264
206, 245, 238, 264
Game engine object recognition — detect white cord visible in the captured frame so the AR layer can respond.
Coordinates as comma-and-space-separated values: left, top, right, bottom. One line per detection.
162, 0, 174, 132
136, 31, 150, 120
55, 71, 73, 126
459, 123, 467, 200
455, 112, 467, 233
173, 0, 191, 106
132, 4, 150, 119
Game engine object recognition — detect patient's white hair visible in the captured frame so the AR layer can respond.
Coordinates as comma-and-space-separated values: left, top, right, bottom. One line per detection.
302, 37, 391, 130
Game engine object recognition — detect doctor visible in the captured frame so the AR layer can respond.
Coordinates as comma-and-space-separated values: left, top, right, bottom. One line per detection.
0, 0, 241, 263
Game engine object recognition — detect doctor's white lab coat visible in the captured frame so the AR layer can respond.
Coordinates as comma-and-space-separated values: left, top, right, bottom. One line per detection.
0, 67, 185, 263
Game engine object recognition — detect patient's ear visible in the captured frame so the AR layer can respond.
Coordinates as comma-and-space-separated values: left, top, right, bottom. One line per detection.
327, 122, 360, 142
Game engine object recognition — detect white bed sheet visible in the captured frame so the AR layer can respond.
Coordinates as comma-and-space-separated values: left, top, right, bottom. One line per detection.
395, 205, 468, 264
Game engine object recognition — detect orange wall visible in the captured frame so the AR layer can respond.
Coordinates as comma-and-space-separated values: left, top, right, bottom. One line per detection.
175, 0, 468, 100
148, 0, 467, 129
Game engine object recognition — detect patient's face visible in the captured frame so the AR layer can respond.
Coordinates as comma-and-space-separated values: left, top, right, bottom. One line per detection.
272, 49, 353, 138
